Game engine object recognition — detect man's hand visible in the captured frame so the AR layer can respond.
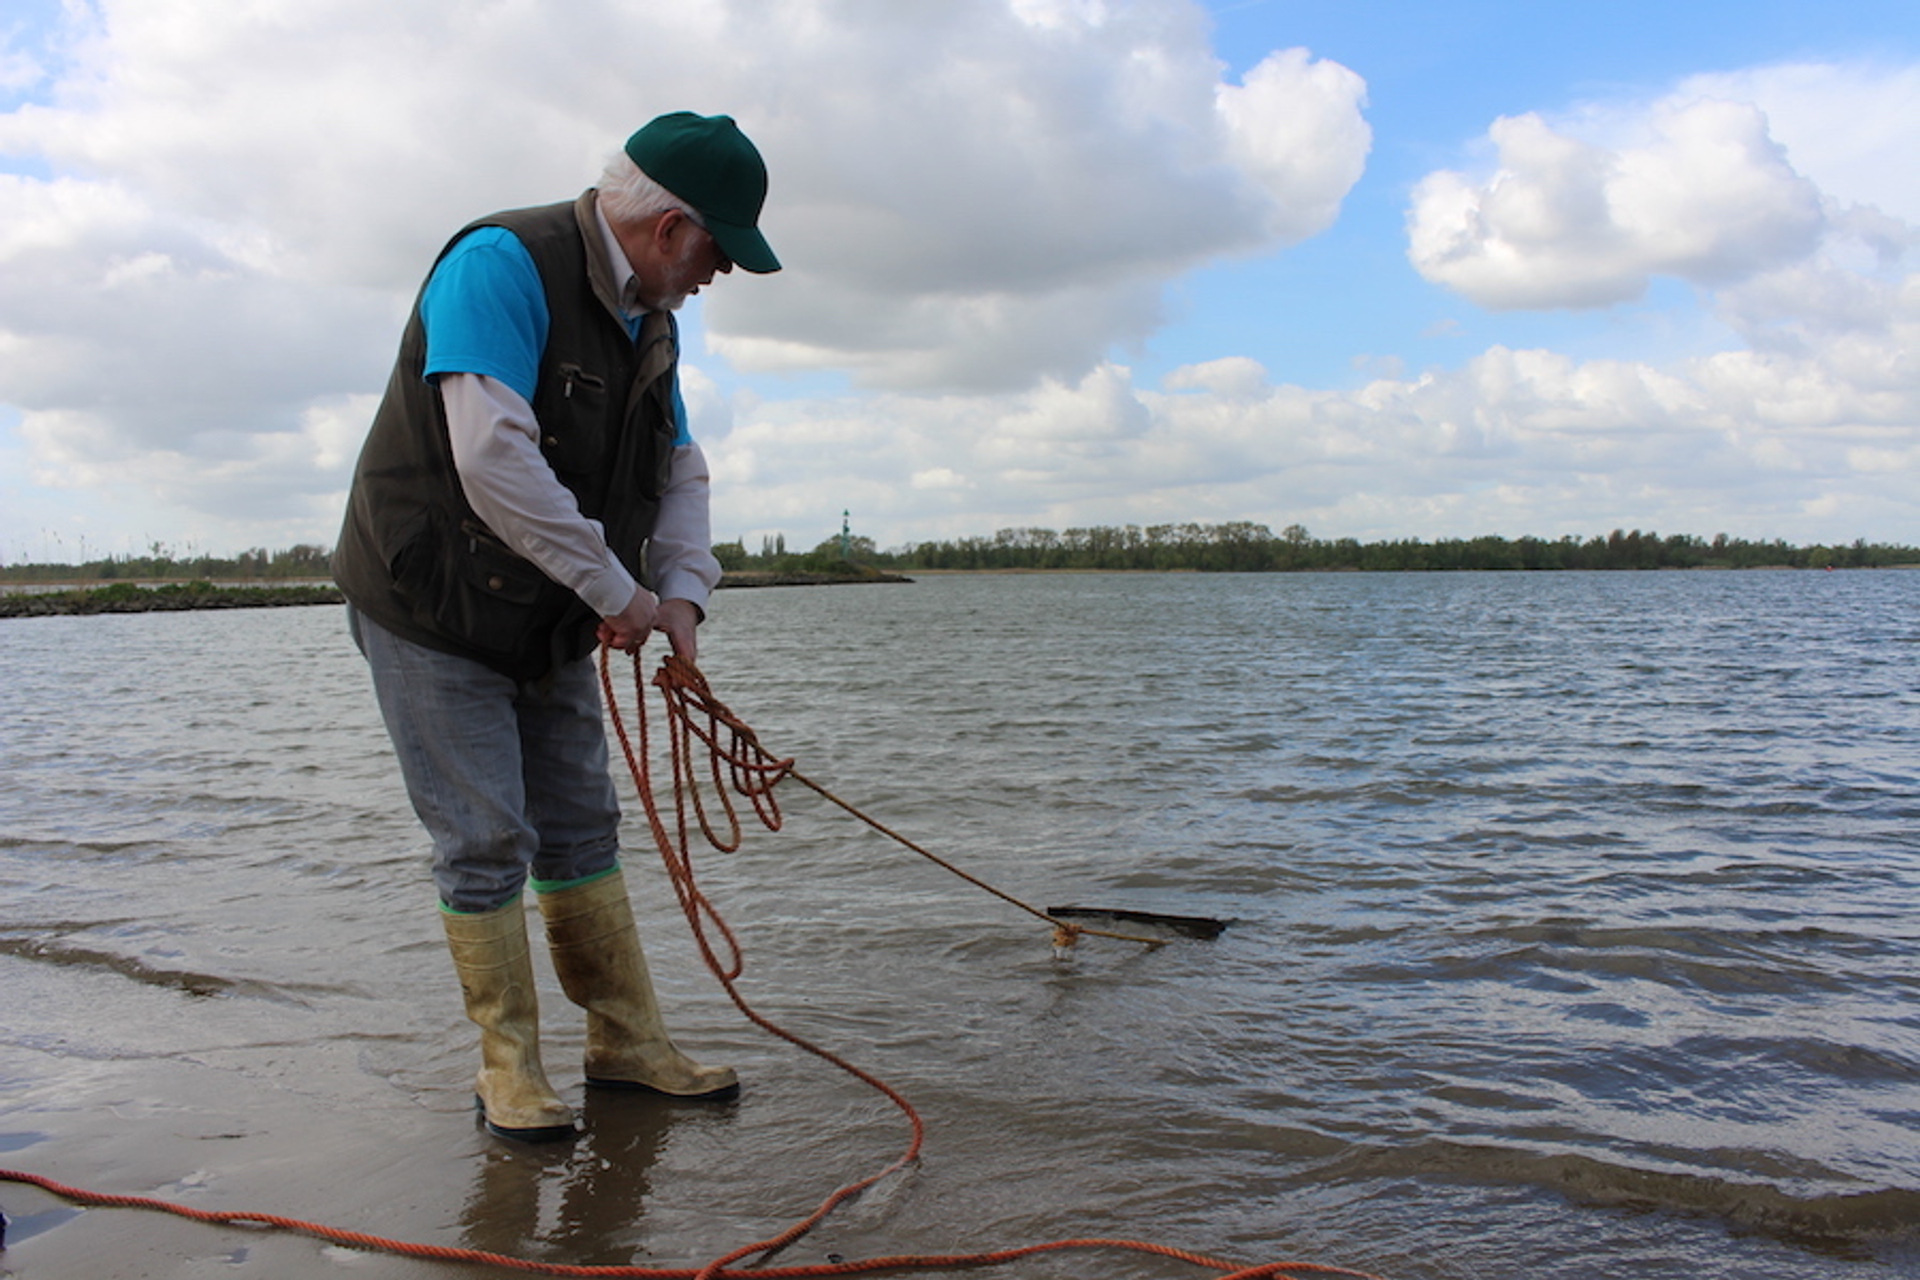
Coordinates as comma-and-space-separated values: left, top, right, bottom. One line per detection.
652, 598, 701, 660
598, 590, 701, 660
598, 587, 659, 653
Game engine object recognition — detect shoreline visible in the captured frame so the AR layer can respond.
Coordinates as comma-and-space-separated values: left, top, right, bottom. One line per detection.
5, 561, 1913, 616
0, 571, 913, 617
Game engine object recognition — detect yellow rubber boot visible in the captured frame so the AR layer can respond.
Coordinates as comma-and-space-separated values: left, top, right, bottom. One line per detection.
538, 870, 739, 1100
442, 902, 577, 1142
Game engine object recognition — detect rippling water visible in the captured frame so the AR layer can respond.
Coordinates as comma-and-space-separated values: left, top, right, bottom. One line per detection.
2, 570, 1917, 1279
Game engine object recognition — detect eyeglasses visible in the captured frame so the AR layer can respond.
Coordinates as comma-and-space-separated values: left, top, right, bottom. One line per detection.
674, 208, 732, 273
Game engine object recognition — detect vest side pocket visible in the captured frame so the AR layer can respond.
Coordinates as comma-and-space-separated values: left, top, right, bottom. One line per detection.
392, 511, 548, 660
438, 519, 546, 656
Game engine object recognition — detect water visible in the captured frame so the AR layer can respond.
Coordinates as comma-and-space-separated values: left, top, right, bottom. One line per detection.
1, 571, 1916, 1278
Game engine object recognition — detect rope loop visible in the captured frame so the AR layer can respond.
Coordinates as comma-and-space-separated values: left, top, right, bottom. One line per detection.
622, 654, 1168, 951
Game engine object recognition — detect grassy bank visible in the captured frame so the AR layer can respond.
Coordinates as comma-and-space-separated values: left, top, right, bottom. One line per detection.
0, 581, 346, 617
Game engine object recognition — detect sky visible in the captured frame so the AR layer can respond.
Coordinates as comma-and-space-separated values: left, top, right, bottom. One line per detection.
1, 0, 1916, 563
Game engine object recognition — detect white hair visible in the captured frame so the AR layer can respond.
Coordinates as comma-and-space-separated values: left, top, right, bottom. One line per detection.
596, 152, 700, 229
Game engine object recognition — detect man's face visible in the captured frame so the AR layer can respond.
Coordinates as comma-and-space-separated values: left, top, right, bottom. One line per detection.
646, 212, 734, 312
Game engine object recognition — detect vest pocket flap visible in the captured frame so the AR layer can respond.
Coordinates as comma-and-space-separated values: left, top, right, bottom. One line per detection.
540, 362, 612, 478
455, 520, 544, 605
393, 512, 552, 660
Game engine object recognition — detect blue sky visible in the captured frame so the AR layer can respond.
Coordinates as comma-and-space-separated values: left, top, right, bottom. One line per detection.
2, 0, 1917, 563
1174, 0, 1920, 386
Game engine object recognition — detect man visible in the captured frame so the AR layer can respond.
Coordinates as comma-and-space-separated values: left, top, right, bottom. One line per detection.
333, 112, 779, 1142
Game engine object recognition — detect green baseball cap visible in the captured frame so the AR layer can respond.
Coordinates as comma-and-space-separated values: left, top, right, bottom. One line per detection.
624, 112, 780, 274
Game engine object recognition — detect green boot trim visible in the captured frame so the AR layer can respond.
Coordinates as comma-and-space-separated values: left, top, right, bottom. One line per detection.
530, 865, 621, 896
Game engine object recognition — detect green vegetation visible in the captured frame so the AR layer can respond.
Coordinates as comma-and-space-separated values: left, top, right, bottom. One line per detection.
5, 526, 1915, 596
731, 524, 1919, 574
0, 581, 343, 617
0, 543, 333, 585
712, 531, 885, 577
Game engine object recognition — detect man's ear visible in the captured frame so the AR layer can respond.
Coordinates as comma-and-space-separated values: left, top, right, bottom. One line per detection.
649, 209, 690, 256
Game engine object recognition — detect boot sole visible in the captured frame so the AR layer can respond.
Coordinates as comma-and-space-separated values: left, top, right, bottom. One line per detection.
584, 1075, 741, 1102
475, 1094, 578, 1142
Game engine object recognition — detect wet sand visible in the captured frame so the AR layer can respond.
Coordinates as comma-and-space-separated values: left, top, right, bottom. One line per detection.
1, 971, 931, 1280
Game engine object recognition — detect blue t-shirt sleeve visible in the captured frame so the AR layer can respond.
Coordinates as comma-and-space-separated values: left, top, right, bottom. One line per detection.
420, 227, 548, 402
671, 377, 692, 447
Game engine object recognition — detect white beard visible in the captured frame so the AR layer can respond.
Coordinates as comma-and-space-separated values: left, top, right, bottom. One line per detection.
646, 234, 707, 312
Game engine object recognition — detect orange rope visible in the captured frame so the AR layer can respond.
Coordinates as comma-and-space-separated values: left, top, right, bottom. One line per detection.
0, 647, 1383, 1280
0, 1166, 1367, 1279
598, 648, 923, 1278
635, 653, 1164, 949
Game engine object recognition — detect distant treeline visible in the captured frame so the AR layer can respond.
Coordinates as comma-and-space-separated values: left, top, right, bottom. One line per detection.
5, 527, 1915, 585
727, 524, 1920, 574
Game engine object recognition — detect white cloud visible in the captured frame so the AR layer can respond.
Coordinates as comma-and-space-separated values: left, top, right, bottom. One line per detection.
708, 296, 1920, 549
1676, 63, 1920, 223
0, 0, 1371, 549
0, 171, 400, 455
1217, 47, 1372, 242
703, 9, 1369, 390
1407, 61, 1920, 321
1, 5, 1915, 560
1163, 355, 1270, 399
1378, 61, 1918, 542
1408, 98, 1825, 309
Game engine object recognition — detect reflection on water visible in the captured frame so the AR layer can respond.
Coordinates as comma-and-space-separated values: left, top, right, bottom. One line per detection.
1, 571, 1917, 1279
458, 1093, 682, 1266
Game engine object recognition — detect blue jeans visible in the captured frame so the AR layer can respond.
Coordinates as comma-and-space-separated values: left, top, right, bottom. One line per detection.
348, 606, 622, 912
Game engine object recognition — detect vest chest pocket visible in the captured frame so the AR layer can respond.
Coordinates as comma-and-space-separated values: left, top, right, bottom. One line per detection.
540, 362, 613, 478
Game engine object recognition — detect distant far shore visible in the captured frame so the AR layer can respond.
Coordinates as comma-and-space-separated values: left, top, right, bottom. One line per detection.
0, 570, 912, 617
716, 569, 914, 588
5, 561, 1915, 617
899, 563, 1920, 574
0, 581, 346, 617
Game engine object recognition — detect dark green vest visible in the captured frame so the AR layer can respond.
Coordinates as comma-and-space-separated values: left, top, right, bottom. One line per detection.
333, 191, 679, 681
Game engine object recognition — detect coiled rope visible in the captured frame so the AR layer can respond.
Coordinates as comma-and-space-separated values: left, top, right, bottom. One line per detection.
0, 648, 1381, 1280
628, 651, 1165, 951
